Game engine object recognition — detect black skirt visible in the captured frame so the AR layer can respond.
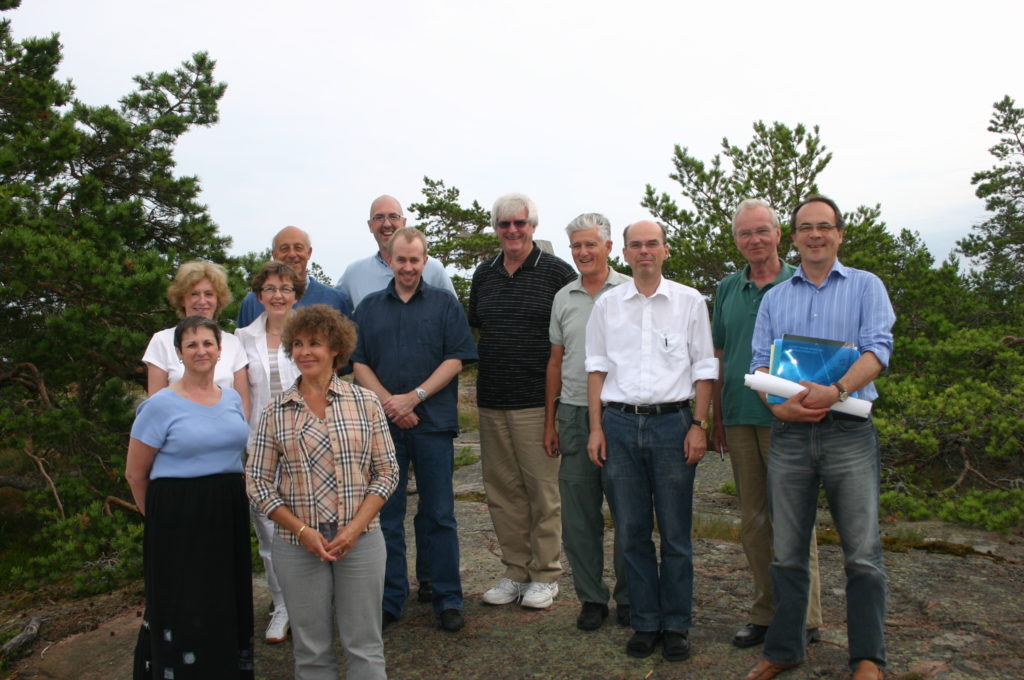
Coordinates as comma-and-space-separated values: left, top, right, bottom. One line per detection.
133, 473, 255, 679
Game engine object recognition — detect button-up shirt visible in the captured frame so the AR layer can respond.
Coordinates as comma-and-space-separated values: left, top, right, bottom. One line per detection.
585, 277, 718, 404
750, 259, 895, 402
246, 374, 398, 544
351, 280, 478, 434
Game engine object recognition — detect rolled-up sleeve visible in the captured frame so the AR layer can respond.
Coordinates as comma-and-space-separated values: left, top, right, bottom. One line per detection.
246, 406, 285, 518
688, 297, 718, 381
364, 396, 399, 501
856, 274, 896, 369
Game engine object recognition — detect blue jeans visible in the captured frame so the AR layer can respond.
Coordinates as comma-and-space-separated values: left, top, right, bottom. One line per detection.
765, 415, 887, 669
602, 406, 696, 632
380, 428, 463, 616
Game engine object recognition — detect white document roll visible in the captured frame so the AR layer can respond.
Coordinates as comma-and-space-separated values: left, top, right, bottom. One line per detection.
743, 372, 873, 419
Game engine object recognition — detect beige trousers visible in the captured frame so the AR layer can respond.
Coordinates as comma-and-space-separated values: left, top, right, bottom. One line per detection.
479, 406, 563, 583
727, 425, 823, 628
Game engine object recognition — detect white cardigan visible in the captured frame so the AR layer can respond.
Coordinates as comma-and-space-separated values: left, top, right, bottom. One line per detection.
236, 312, 301, 426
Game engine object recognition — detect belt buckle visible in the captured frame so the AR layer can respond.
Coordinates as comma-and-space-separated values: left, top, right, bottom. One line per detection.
635, 404, 652, 415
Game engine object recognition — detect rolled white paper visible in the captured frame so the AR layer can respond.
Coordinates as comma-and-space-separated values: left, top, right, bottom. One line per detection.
743, 372, 873, 418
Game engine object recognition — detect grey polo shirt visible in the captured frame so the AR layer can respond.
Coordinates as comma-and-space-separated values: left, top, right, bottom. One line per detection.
549, 268, 631, 407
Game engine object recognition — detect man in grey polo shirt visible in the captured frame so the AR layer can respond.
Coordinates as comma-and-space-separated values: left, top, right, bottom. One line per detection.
543, 213, 630, 631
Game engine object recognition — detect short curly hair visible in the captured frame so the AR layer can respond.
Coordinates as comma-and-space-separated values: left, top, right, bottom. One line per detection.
166, 260, 233, 319
250, 261, 306, 300
283, 305, 357, 371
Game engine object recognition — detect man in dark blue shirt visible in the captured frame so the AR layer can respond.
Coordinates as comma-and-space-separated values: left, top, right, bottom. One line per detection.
237, 226, 353, 328
352, 227, 478, 633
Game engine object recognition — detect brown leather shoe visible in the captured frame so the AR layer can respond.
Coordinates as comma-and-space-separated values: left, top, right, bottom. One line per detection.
852, 660, 885, 680
743, 659, 802, 680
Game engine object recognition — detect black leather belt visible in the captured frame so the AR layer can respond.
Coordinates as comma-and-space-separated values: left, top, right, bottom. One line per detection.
605, 401, 688, 416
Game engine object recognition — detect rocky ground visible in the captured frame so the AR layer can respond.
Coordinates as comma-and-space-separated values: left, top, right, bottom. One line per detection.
4, 432, 1023, 680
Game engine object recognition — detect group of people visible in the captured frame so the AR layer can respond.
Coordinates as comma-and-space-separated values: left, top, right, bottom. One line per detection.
124, 190, 894, 680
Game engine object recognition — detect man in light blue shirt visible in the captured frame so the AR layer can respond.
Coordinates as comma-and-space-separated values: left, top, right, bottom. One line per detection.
745, 196, 895, 680
336, 195, 456, 309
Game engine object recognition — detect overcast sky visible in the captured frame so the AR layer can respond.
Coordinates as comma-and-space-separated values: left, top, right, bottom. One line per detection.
11, 0, 1022, 282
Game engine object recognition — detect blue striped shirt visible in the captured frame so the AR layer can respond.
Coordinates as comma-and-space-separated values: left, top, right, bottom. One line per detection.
750, 260, 895, 401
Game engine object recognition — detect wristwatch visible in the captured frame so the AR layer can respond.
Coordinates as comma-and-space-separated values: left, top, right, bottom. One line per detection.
415, 388, 428, 402
691, 418, 708, 431
832, 381, 849, 402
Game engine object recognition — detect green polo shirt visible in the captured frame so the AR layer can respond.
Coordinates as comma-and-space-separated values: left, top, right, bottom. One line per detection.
712, 262, 796, 426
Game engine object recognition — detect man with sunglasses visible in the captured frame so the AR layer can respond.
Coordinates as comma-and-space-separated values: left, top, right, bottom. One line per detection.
744, 196, 894, 680
469, 193, 576, 610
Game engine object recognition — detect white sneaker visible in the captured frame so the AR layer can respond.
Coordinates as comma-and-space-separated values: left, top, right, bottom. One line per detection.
265, 605, 290, 643
521, 581, 558, 609
482, 578, 526, 605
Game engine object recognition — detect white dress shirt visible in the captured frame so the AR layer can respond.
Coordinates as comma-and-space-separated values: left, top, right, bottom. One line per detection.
585, 277, 718, 404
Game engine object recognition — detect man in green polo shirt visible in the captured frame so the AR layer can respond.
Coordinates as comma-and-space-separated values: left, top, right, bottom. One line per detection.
711, 199, 822, 649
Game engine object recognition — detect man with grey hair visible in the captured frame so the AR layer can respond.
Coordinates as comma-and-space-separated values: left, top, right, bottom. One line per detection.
237, 225, 353, 328
544, 213, 631, 630
336, 194, 456, 309
711, 199, 823, 649
469, 193, 577, 610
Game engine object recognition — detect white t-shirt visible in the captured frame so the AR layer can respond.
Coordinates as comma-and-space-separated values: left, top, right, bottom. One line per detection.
142, 327, 248, 390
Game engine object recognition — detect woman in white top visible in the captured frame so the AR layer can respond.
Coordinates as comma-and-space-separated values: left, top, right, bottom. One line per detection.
142, 260, 249, 418
236, 261, 304, 645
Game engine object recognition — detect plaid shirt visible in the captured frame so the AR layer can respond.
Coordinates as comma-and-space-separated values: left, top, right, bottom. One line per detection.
246, 374, 398, 545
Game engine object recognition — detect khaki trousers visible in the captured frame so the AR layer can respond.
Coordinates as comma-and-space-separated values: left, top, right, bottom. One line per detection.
727, 425, 822, 628
479, 406, 563, 583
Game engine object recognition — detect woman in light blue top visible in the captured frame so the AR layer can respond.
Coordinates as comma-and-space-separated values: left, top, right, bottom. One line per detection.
126, 316, 254, 680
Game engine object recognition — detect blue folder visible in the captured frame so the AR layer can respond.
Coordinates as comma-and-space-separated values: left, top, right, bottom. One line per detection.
767, 334, 860, 404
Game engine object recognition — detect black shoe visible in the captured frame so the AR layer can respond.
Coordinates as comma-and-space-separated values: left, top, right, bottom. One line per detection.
438, 608, 465, 632
626, 630, 662, 658
417, 581, 434, 603
806, 627, 821, 645
576, 602, 609, 631
732, 623, 768, 648
382, 611, 398, 630
615, 604, 630, 627
662, 630, 690, 662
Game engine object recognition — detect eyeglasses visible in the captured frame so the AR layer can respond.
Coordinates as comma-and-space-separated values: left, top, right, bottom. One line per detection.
795, 223, 838, 234
261, 285, 296, 295
626, 239, 664, 251
370, 213, 403, 223
496, 219, 529, 230
736, 226, 775, 240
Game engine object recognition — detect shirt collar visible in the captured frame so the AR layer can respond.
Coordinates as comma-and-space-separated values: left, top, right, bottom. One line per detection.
622, 275, 669, 300
791, 258, 847, 285
568, 267, 630, 293
282, 373, 347, 404
489, 243, 542, 270
740, 261, 796, 289
384, 277, 423, 301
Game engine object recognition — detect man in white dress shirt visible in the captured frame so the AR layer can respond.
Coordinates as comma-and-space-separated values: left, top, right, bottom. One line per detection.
585, 220, 717, 663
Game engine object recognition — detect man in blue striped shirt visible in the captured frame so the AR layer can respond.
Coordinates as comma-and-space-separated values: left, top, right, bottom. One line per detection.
744, 196, 895, 680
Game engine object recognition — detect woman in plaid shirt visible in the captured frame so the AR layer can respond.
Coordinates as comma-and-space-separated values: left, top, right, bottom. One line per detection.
247, 305, 398, 680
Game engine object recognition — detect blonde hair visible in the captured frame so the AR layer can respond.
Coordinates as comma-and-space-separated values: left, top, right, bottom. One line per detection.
166, 260, 233, 318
